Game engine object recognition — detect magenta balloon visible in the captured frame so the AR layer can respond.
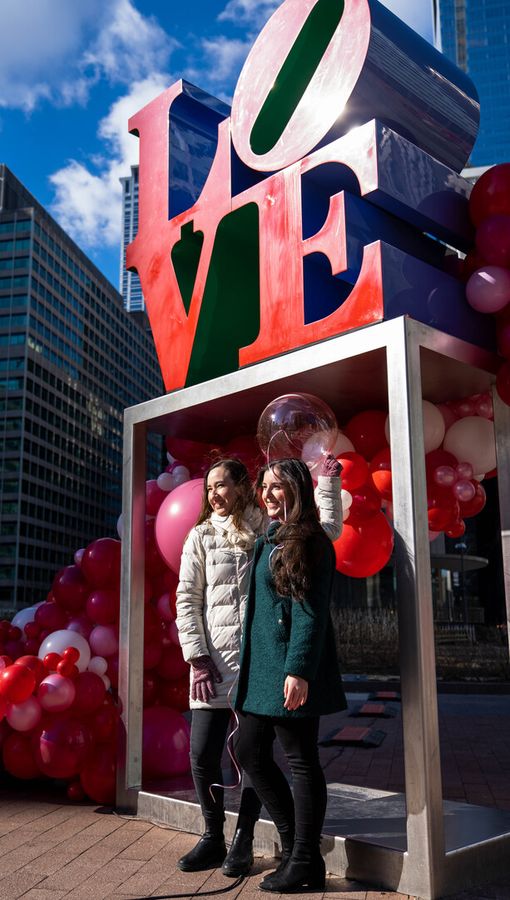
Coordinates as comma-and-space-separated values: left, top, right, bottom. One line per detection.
89, 624, 119, 658
466, 267, 510, 313
155, 479, 204, 573
38, 674, 76, 712
142, 706, 190, 778
453, 479, 476, 503
475, 214, 510, 268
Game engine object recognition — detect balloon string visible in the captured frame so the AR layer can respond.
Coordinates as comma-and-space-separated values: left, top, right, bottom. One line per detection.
208, 553, 253, 803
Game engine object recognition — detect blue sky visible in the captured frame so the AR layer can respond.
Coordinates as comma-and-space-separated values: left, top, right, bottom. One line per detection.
0, 0, 435, 289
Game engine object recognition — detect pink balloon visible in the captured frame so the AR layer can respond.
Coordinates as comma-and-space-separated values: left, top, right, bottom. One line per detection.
474, 393, 494, 420
38, 674, 76, 712
89, 625, 119, 658
434, 466, 456, 487
6, 696, 42, 732
74, 548, 85, 567
456, 461, 474, 480
155, 479, 204, 573
67, 614, 93, 639
146, 479, 168, 516
466, 267, 510, 313
453, 479, 476, 503
142, 706, 190, 778
156, 592, 176, 622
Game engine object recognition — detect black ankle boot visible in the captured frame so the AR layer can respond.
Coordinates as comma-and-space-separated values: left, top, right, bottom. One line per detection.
259, 854, 325, 893
221, 826, 254, 877
177, 833, 227, 872
259, 834, 294, 890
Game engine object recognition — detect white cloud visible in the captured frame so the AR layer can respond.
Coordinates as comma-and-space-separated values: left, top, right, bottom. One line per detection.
192, 36, 251, 86
49, 76, 170, 249
218, 0, 280, 30
0, 0, 176, 112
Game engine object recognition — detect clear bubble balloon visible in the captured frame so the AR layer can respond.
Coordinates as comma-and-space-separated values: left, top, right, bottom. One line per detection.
257, 393, 338, 468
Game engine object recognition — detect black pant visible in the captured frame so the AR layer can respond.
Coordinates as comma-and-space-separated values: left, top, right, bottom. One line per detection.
235, 712, 326, 861
190, 708, 262, 834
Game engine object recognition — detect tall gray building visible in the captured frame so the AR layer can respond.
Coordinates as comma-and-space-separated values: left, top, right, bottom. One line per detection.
0, 164, 163, 613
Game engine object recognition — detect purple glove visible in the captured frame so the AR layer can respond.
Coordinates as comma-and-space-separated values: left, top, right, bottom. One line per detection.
319, 453, 343, 477
191, 655, 223, 703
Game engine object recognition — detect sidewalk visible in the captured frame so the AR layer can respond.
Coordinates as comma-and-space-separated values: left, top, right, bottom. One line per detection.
0, 691, 509, 899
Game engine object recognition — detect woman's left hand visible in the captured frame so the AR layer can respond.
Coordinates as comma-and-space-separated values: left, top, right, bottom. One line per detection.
283, 675, 308, 710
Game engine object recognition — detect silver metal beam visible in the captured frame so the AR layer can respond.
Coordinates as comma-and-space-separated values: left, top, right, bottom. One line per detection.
493, 387, 510, 661
386, 318, 445, 899
116, 415, 147, 812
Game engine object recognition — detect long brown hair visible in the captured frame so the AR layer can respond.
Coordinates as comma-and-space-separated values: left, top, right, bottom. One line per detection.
257, 458, 330, 601
196, 458, 255, 530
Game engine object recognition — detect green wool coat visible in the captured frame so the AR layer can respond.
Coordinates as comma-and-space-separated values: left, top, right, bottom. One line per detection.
235, 523, 347, 718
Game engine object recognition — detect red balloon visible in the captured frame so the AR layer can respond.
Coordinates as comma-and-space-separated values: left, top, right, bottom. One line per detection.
157, 646, 189, 682
425, 449, 458, 489
345, 483, 382, 524
146, 479, 168, 517
369, 447, 392, 500
35, 601, 68, 632
86, 588, 120, 626
43, 652, 62, 673
81, 538, 121, 588
224, 434, 262, 479
344, 411, 388, 459
334, 513, 394, 578
458, 482, 486, 518
142, 706, 191, 778
34, 717, 92, 779
144, 641, 163, 671
72, 671, 106, 715
151, 568, 179, 599
145, 518, 168, 574
80, 743, 116, 804
158, 675, 190, 713
461, 249, 487, 282
90, 702, 119, 742
497, 320, 510, 359
475, 214, 510, 268
497, 360, 510, 406
469, 163, 510, 227
57, 659, 79, 679
67, 780, 86, 802
165, 436, 217, 474
52, 566, 89, 612
143, 671, 160, 706
3, 732, 40, 780
24, 621, 40, 640
106, 655, 119, 689
0, 664, 36, 703
14, 655, 46, 686
445, 520, 466, 538
0, 654, 13, 669
336, 451, 369, 492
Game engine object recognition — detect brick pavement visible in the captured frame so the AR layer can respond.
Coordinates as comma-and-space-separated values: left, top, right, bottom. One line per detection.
0, 692, 509, 899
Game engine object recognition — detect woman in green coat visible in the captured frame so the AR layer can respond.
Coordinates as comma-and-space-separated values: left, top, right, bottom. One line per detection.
235, 458, 346, 894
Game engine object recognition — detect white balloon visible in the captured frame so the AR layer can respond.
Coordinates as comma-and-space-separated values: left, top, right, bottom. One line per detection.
330, 431, 355, 456
101, 675, 111, 691
88, 655, 108, 676
301, 428, 339, 477
11, 606, 38, 631
341, 489, 353, 510
38, 629, 91, 672
443, 417, 496, 476
385, 400, 445, 454
116, 513, 123, 538
157, 472, 176, 492
171, 465, 190, 487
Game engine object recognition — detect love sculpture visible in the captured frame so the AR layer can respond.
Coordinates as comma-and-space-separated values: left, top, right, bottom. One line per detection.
127, 0, 494, 393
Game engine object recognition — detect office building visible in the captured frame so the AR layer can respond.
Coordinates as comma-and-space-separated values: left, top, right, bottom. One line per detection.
439, 0, 510, 166
119, 166, 144, 312
0, 164, 163, 613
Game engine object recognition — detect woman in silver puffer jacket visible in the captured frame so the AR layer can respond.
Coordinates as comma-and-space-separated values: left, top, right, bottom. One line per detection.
176, 456, 342, 877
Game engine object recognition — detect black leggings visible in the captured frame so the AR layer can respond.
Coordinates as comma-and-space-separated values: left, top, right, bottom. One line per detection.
190, 708, 262, 834
235, 712, 326, 861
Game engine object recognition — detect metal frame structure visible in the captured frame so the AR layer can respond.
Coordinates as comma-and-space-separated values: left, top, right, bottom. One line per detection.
117, 316, 510, 899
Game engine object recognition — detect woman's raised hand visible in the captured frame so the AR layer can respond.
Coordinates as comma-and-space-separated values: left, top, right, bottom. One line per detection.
283, 674, 308, 710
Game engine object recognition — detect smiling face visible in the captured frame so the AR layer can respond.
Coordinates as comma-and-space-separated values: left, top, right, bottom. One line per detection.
207, 465, 239, 517
260, 466, 290, 520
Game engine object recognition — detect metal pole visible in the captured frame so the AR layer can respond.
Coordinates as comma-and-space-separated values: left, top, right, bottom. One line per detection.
492, 387, 510, 661
116, 412, 147, 812
386, 318, 445, 899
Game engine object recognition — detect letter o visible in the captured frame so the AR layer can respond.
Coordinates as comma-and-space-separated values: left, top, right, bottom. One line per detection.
231, 0, 371, 172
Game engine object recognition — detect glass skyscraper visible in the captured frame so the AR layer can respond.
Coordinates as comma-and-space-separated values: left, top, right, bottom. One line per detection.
439, 0, 510, 166
119, 166, 145, 312
0, 164, 163, 613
